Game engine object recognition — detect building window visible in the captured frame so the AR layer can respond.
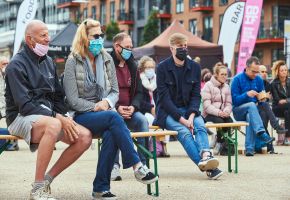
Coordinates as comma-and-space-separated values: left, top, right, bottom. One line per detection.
189, 19, 197, 35
110, 2, 115, 21
120, 0, 125, 11
277, 6, 290, 36
176, 0, 184, 13
100, 1, 106, 25
189, 0, 195, 7
138, 0, 145, 20
272, 49, 284, 62
203, 16, 213, 42
137, 27, 144, 46
83, 8, 88, 19
219, 0, 228, 6
91, 6, 96, 20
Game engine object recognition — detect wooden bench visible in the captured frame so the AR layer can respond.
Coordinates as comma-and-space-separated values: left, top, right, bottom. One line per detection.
0, 122, 248, 196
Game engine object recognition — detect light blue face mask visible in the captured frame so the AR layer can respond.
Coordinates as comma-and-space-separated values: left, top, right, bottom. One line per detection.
89, 38, 104, 57
120, 46, 132, 60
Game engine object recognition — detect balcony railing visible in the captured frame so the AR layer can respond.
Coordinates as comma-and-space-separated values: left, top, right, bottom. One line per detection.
57, 0, 81, 9
117, 10, 134, 25
257, 22, 284, 44
191, 0, 213, 12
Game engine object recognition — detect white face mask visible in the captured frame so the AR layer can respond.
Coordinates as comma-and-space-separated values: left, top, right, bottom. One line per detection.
144, 68, 155, 79
32, 42, 49, 57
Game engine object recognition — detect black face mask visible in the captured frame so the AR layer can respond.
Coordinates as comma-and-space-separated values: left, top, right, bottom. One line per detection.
175, 48, 188, 61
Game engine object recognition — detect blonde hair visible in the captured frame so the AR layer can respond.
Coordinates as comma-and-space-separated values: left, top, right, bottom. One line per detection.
213, 62, 227, 76
271, 60, 288, 79
169, 33, 188, 46
138, 56, 156, 72
71, 18, 101, 57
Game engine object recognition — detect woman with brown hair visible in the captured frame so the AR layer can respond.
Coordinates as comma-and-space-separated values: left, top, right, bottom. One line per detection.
271, 60, 290, 145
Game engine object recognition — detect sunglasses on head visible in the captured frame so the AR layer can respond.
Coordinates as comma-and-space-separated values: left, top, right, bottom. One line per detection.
93, 33, 105, 39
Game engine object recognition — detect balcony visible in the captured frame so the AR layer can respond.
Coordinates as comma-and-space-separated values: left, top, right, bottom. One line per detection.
191, 0, 213, 12
117, 10, 134, 25
256, 22, 284, 44
151, 3, 171, 19
57, 0, 83, 9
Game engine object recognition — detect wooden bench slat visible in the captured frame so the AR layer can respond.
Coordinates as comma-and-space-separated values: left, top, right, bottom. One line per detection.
0, 135, 21, 140
205, 122, 248, 128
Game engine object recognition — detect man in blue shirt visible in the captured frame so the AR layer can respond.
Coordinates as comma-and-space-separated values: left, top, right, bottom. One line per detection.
231, 57, 275, 156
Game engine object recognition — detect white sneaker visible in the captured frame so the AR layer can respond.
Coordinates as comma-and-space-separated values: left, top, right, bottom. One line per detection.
111, 164, 122, 181
30, 184, 56, 200
134, 165, 158, 184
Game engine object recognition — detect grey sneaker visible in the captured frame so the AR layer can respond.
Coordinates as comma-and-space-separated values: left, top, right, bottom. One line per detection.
198, 154, 219, 171
92, 191, 117, 200
213, 143, 222, 155
134, 165, 158, 184
30, 184, 56, 200
111, 164, 122, 181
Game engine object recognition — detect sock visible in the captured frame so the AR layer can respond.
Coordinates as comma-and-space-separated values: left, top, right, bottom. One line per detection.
44, 174, 54, 185
32, 181, 45, 193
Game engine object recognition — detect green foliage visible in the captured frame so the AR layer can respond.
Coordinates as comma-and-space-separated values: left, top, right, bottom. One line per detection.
141, 11, 159, 46
105, 21, 120, 41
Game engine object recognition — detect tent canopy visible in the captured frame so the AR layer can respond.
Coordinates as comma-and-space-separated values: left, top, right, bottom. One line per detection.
133, 20, 223, 69
48, 22, 113, 57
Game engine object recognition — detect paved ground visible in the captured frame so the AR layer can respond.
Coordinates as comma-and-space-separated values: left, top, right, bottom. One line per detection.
0, 134, 289, 200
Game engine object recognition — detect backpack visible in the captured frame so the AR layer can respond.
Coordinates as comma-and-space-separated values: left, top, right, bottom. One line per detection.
149, 137, 165, 157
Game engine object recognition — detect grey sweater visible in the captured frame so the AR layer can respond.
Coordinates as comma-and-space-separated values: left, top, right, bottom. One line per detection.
63, 49, 119, 113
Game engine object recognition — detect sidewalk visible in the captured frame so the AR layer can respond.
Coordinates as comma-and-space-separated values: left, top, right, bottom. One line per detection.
0, 138, 289, 200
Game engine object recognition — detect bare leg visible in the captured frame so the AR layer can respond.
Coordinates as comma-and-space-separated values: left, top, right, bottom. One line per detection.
47, 124, 92, 178
31, 116, 62, 182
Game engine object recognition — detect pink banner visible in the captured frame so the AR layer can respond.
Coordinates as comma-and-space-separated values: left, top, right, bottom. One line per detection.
237, 0, 263, 73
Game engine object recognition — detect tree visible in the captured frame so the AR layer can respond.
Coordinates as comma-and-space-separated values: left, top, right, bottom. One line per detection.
141, 10, 159, 46
105, 21, 120, 41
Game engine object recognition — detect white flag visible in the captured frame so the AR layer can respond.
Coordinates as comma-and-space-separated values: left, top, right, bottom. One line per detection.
13, 0, 38, 56
218, 1, 245, 68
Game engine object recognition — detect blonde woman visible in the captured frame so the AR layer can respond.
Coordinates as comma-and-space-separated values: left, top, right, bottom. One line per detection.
201, 63, 233, 155
271, 60, 290, 145
63, 19, 157, 199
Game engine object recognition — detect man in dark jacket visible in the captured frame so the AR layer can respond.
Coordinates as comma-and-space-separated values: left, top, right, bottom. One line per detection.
155, 33, 222, 180
110, 32, 147, 181
5, 20, 92, 200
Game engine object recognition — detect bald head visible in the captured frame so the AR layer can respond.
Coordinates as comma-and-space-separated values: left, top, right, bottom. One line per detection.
25, 20, 50, 50
259, 65, 268, 80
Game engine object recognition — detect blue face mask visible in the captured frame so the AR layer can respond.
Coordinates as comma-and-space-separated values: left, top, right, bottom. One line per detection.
89, 38, 103, 57
119, 46, 132, 60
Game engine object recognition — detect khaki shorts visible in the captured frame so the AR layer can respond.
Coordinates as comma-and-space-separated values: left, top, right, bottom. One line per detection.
8, 114, 63, 152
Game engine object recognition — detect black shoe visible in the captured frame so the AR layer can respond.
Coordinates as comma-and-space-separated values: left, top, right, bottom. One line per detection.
257, 132, 275, 144
134, 165, 158, 184
245, 151, 254, 156
92, 191, 117, 200
206, 168, 223, 180
276, 126, 288, 134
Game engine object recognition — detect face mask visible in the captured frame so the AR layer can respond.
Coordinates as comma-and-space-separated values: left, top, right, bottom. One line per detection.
144, 68, 155, 79
89, 38, 104, 57
119, 46, 132, 60
32, 42, 49, 57
175, 47, 188, 61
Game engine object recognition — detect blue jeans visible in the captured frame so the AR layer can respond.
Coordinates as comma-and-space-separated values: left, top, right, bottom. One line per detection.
74, 111, 140, 192
165, 107, 210, 165
233, 102, 266, 152
114, 111, 148, 165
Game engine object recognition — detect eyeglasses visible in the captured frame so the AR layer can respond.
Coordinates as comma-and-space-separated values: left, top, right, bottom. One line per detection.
249, 69, 260, 74
92, 33, 105, 39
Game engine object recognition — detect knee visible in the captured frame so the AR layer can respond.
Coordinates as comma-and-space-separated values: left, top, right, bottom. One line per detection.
109, 111, 123, 122
44, 118, 62, 139
177, 128, 191, 142
247, 102, 257, 109
134, 114, 148, 127
78, 128, 92, 149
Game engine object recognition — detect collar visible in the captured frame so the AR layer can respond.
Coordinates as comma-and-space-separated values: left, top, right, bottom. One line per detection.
168, 56, 191, 71
210, 76, 223, 87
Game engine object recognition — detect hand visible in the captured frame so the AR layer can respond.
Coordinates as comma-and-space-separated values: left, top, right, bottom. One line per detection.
56, 114, 79, 143
151, 107, 156, 116
127, 106, 135, 115
94, 100, 109, 111
218, 111, 229, 118
188, 113, 195, 132
279, 99, 287, 105
247, 90, 258, 98
117, 106, 132, 119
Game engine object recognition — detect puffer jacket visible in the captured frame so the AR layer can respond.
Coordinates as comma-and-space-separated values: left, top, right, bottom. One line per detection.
201, 76, 232, 117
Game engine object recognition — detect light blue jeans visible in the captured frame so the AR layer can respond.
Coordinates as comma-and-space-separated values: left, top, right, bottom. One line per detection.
165, 107, 210, 165
233, 102, 266, 152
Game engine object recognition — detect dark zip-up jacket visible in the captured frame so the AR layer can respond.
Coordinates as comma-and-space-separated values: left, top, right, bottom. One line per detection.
5, 44, 67, 126
110, 50, 143, 110
270, 78, 290, 107
155, 56, 201, 128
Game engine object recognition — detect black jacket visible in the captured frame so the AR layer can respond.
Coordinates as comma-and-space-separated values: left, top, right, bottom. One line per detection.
5, 45, 67, 126
270, 78, 290, 107
155, 56, 201, 128
110, 50, 143, 110
140, 86, 157, 114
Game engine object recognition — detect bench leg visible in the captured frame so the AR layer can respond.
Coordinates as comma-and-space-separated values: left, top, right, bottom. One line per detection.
227, 130, 232, 173
0, 141, 10, 155
151, 136, 159, 196
234, 129, 238, 173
